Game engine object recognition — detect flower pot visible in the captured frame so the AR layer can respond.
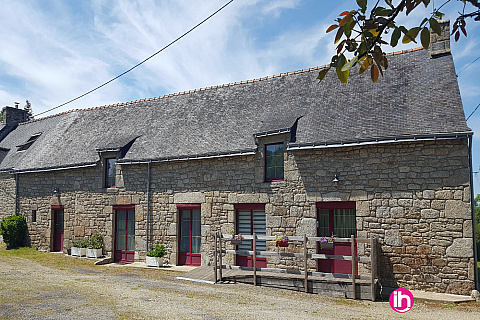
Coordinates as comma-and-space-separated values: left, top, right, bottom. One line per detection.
146, 256, 163, 267
86, 248, 102, 258
320, 242, 334, 249
71, 247, 86, 257
231, 239, 242, 245
276, 240, 288, 247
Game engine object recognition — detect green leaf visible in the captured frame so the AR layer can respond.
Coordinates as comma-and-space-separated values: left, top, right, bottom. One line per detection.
420, 27, 430, 49
356, 0, 367, 13
373, 7, 393, 16
317, 67, 331, 82
341, 56, 358, 72
336, 54, 349, 84
429, 18, 442, 36
391, 28, 401, 47
402, 27, 421, 44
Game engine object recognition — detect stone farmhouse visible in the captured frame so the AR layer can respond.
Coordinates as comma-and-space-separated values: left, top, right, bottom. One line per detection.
0, 21, 477, 295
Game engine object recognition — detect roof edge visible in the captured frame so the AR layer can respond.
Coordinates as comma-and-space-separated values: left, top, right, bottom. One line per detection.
287, 131, 473, 151
119, 149, 257, 165
4, 162, 98, 175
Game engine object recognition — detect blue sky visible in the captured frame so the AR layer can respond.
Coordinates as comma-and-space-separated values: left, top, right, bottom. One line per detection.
1, 0, 480, 192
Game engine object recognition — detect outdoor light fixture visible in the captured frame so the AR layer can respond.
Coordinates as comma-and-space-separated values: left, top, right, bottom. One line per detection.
53, 187, 59, 194
332, 175, 339, 185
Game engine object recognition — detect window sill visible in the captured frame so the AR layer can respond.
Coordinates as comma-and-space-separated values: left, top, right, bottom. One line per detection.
106, 187, 119, 194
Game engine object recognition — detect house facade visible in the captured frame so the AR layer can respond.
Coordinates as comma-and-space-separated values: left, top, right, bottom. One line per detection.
0, 21, 477, 295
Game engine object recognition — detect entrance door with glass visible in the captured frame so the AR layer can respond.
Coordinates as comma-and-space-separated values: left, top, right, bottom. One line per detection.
236, 204, 267, 268
317, 202, 357, 274
178, 205, 201, 266
115, 208, 135, 263
52, 206, 64, 252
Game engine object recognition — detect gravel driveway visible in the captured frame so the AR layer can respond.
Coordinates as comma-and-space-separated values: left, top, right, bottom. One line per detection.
1, 252, 480, 320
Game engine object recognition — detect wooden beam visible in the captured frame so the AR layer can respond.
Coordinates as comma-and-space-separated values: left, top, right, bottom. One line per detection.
214, 232, 218, 283
219, 231, 223, 281
351, 235, 356, 300
253, 233, 257, 286
304, 234, 308, 293
370, 235, 377, 301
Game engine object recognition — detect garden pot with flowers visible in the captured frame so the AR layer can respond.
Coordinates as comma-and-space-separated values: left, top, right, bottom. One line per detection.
230, 232, 243, 245
71, 239, 87, 257
146, 244, 167, 267
275, 235, 289, 247
318, 235, 335, 249
86, 233, 103, 258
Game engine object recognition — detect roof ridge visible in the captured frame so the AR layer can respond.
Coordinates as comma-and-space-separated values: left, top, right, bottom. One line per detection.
19, 46, 425, 126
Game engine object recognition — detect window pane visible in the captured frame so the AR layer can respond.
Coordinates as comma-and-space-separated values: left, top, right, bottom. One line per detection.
265, 144, 284, 180
106, 158, 116, 187
318, 209, 330, 237
334, 209, 356, 238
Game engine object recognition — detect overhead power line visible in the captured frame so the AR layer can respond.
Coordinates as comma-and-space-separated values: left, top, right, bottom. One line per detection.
466, 102, 480, 121
457, 55, 480, 77
35, 0, 235, 117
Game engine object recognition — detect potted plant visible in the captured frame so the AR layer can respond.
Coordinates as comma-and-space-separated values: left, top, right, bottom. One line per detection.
86, 233, 103, 258
275, 235, 289, 247
230, 231, 243, 245
146, 244, 167, 267
71, 239, 87, 257
318, 235, 335, 249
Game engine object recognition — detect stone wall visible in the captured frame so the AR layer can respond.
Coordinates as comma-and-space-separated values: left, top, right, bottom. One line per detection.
7, 137, 475, 295
0, 173, 16, 219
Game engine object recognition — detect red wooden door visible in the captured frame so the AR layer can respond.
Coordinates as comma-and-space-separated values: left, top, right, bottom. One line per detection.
317, 202, 357, 274
236, 205, 267, 268
115, 209, 135, 263
178, 206, 201, 266
52, 208, 64, 252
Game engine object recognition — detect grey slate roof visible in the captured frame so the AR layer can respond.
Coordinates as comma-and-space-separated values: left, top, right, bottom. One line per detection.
0, 48, 471, 173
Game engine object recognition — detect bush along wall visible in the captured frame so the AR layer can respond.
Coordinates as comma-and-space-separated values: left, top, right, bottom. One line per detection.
0, 215, 27, 249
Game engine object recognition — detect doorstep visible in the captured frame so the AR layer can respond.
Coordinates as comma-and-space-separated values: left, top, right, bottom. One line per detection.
410, 290, 475, 304
104, 261, 198, 272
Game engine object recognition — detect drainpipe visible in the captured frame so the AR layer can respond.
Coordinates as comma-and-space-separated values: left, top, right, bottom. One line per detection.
14, 173, 19, 215
468, 135, 479, 291
146, 161, 151, 252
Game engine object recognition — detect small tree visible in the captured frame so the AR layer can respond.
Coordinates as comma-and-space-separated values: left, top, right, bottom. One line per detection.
0, 215, 28, 249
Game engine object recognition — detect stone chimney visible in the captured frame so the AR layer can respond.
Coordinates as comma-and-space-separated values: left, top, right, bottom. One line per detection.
430, 19, 451, 58
2, 105, 28, 125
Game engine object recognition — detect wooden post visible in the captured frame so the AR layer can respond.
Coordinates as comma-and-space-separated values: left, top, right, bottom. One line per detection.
304, 234, 308, 293
218, 232, 223, 281
370, 235, 377, 301
253, 232, 257, 286
214, 232, 218, 283
351, 235, 356, 300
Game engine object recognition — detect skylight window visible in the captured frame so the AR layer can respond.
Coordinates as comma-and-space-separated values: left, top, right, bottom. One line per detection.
17, 133, 42, 151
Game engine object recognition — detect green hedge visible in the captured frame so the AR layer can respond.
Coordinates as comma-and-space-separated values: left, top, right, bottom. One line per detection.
0, 215, 27, 249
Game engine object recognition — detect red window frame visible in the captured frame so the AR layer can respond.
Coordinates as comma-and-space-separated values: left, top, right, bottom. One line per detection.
316, 201, 357, 275
105, 157, 116, 188
114, 205, 136, 263
264, 143, 285, 182
235, 204, 267, 268
177, 204, 202, 266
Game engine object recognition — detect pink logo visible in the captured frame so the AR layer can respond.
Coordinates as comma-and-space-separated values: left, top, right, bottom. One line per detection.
389, 288, 414, 313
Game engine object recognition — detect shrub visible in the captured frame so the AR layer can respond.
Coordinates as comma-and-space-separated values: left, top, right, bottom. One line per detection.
0, 215, 28, 249
72, 238, 88, 248
87, 233, 103, 249
146, 244, 166, 258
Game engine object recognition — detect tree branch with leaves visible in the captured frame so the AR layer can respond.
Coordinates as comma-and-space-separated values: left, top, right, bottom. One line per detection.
318, 0, 480, 84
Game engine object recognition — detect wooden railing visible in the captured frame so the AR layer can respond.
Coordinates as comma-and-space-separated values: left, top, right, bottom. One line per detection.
213, 233, 378, 300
